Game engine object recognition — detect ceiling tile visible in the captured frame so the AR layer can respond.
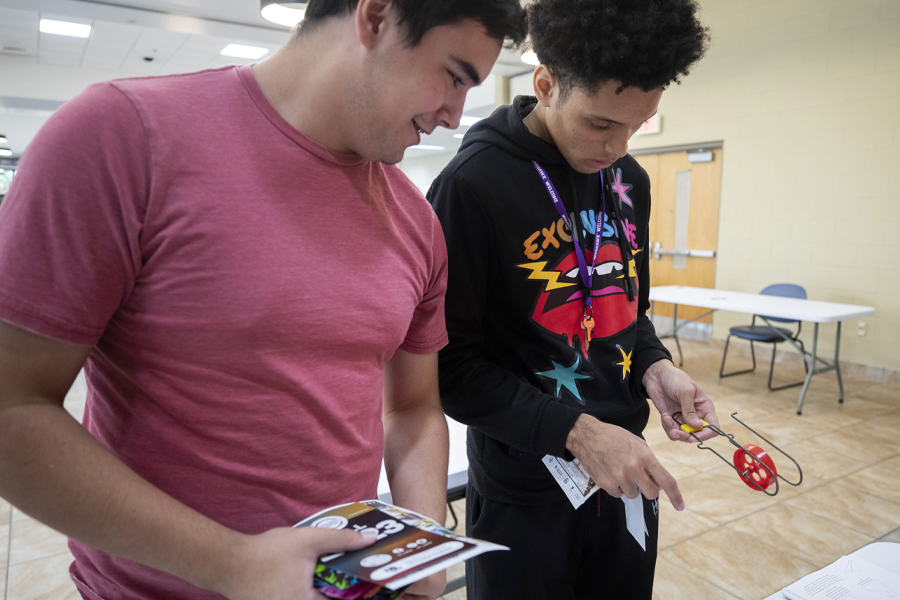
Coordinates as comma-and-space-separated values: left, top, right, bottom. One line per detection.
38, 51, 83, 67
124, 28, 189, 64
0, 26, 38, 56
0, 6, 39, 30
39, 12, 93, 27
89, 20, 143, 46
38, 32, 89, 56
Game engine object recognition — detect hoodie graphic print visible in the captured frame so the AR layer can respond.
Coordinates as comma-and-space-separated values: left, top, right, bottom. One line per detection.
429, 97, 671, 504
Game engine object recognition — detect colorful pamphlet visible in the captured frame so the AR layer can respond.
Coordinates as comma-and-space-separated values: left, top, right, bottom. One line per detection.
543, 454, 598, 509
295, 499, 507, 599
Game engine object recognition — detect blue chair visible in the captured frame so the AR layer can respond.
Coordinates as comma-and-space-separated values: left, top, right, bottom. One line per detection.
719, 284, 808, 390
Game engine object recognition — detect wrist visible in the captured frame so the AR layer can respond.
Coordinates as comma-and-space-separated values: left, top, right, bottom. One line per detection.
194, 528, 252, 596
642, 358, 673, 390
565, 414, 605, 459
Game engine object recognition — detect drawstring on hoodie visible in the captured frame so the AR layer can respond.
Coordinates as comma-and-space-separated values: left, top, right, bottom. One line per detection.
602, 167, 636, 302
568, 166, 636, 304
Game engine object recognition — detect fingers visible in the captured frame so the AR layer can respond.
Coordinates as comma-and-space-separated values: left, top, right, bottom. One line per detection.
677, 385, 702, 428
303, 527, 378, 556
649, 461, 684, 511
622, 483, 641, 500
696, 392, 720, 428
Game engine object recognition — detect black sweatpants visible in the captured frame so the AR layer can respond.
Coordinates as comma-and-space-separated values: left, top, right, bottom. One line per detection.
465, 484, 659, 600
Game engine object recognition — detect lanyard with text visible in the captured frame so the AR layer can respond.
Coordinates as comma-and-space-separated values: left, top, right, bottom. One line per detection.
532, 161, 605, 344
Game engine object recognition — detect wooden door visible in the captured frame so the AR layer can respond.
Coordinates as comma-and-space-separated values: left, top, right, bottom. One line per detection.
634, 149, 722, 323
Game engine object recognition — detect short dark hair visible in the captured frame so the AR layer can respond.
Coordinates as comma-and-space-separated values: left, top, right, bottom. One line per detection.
298, 0, 527, 48
528, 0, 710, 97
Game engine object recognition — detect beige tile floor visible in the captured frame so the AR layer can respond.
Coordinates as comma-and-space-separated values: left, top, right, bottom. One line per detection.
438, 339, 900, 600
2, 341, 898, 600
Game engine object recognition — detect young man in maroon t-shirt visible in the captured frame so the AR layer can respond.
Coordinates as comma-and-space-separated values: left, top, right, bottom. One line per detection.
0, 1, 525, 599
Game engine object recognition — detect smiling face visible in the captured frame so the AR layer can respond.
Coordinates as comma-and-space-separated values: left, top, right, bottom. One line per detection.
349, 17, 502, 164
532, 68, 663, 174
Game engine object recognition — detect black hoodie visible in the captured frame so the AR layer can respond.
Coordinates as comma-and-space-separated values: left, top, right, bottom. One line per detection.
427, 96, 672, 505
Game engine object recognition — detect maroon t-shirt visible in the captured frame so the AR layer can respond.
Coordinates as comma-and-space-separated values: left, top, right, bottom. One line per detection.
0, 65, 448, 599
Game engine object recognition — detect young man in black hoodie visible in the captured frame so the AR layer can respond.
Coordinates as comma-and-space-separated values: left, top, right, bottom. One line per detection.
428, 1, 718, 597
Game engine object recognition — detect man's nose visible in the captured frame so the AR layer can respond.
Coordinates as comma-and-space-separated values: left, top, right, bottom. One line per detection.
437, 90, 467, 130
605, 128, 629, 160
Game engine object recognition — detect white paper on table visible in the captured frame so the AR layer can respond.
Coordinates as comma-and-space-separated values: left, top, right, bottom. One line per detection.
542, 454, 598, 509
782, 554, 900, 600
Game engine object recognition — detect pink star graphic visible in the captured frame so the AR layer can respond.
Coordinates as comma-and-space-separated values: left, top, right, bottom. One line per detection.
611, 168, 633, 208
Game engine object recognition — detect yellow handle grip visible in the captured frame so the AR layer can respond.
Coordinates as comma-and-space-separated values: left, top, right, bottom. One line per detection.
680, 419, 709, 434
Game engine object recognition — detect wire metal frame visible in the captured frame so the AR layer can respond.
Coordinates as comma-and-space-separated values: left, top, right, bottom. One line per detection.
672, 411, 803, 496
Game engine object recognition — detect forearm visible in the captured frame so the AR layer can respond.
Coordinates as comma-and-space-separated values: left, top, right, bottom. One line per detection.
440, 351, 582, 458
0, 402, 243, 595
382, 404, 449, 524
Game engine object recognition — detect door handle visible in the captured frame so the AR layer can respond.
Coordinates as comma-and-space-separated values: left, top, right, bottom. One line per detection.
652, 242, 715, 261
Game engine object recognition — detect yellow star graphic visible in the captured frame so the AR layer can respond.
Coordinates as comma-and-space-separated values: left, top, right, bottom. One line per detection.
615, 345, 632, 380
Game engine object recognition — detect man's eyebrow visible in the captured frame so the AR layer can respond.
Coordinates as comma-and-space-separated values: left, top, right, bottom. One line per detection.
586, 110, 659, 126
450, 56, 482, 85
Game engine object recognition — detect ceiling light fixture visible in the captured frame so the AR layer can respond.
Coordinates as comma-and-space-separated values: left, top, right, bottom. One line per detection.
260, 1, 307, 27
39, 19, 91, 38
0, 149, 12, 157
460, 116, 483, 127
0, 135, 7, 144
453, 134, 465, 139
521, 51, 539, 66
408, 145, 446, 151
221, 44, 269, 59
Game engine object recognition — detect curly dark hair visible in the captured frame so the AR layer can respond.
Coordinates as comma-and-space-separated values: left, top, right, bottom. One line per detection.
300, 0, 527, 48
527, 0, 710, 98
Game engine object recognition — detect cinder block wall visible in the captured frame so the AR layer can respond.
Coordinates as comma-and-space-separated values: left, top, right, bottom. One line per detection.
628, 0, 900, 372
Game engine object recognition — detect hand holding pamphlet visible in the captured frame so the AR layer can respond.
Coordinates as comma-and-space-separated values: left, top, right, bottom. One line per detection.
294, 499, 507, 599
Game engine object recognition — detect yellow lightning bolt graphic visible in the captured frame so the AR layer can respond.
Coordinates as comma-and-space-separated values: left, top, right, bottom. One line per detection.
615, 345, 632, 380
616, 248, 640, 279
517, 262, 576, 291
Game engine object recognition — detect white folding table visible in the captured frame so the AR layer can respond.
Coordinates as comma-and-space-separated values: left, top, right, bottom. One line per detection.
648, 285, 876, 414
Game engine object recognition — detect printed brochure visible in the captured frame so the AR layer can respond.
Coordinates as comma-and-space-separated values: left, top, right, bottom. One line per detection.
543, 454, 598, 509
294, 499, 507, 599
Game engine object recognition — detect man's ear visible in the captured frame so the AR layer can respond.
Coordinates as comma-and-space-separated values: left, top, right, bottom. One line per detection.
532, 65, 558, 108
356, 0, 394, 49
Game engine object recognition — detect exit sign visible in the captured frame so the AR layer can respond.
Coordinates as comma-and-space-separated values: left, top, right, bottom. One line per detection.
635, 114, 661, 135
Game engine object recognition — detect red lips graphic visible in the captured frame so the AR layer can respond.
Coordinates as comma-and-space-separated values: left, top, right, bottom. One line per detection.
531, 243, 638, 357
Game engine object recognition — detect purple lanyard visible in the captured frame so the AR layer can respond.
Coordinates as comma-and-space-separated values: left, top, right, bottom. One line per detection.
532, 161, 605, 316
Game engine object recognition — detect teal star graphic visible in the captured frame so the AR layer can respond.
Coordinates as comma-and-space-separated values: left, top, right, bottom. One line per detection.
537, 355, 590, 403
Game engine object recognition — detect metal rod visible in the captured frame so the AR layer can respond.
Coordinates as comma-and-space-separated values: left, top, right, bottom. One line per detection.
729, 413, 802, 486
796, 323, 818, 415
673, 304, 683, 367
672, 412, 803, 495
835, 321, 844, 404
759, 316, 831, 370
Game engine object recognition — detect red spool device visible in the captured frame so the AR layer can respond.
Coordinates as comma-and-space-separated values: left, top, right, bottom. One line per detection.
733, 444, 777, 491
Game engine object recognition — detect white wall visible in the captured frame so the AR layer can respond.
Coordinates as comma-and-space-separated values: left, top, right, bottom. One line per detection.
398, 151, 457, 195
628, 0, 900, 371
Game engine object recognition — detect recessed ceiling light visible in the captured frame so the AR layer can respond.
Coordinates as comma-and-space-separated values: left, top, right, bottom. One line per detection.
521, 51, 539, 66
460, 116, 483, 127
408, 145, 446, 151
40, 19, 91, 38
453, 134, 465, 139
0, 135, 7, 144
221, 44, 269, 59
0, 149, 12, 157
261, 1, 307, 27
